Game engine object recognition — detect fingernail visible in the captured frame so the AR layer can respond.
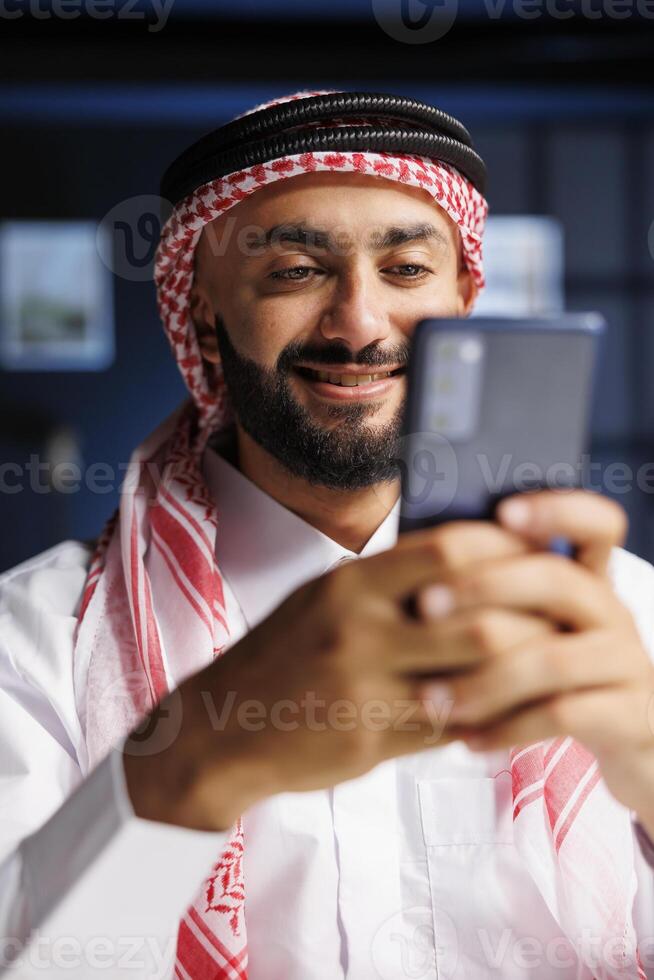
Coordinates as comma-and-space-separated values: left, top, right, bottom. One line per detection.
422, 682, 453, 713
497, 497, 531, 531
419, 585, 454, 619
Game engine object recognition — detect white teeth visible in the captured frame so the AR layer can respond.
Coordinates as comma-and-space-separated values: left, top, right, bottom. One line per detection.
313, 370, 392, 386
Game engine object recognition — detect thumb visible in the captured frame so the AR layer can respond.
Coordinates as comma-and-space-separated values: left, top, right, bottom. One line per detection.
495, 489, 627, 577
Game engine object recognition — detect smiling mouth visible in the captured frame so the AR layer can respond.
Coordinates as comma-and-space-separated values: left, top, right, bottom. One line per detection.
294, 366, 406, 387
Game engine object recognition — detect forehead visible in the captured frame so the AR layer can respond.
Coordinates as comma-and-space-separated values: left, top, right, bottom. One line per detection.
207, 170, 457, 240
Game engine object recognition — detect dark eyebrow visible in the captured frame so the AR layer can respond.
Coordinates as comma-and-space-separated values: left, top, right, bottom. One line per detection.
244, 220, 449, 255
368, 222, 450, 251
246, 223, 333, 251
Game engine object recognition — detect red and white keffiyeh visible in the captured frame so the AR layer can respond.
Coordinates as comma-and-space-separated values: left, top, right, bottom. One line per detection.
73, 92, 645, 979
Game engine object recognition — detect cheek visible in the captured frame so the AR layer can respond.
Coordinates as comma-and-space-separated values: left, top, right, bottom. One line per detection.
218, 279, 310, 367
233, 300, 312, 368
397, 281, 465, 334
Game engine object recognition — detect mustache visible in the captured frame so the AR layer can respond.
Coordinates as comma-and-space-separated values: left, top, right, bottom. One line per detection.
213, 316, 410, 374
276, 340, 411, 373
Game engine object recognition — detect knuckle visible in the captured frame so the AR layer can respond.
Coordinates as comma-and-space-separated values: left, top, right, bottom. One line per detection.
467, 609, 505, 654
613, 601, 638, 630
319, 616, 378, 671
497, 648, 529, 690
544, 696, 573, 730
603, 496, 629, 544
315, 562, 356, 607
316, 620, 349, 659
542, 645, 578, 687
532, 552, 571, 577
314, 564, 371, 621
456, 567, 492, 606
451, 678, 483, 718
524, 552, 579, 592
308, 575, 338, 621
422, 525, 459, 570
317, 619, 357, 662
581, 576, 616, 615
344, 618, 377, 660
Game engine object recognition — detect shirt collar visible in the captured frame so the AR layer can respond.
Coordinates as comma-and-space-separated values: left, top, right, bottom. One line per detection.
201, 436, 400, 629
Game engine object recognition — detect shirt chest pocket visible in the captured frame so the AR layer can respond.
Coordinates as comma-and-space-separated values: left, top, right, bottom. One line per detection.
415, 776, 565, 980
416, 775, 515, 979
417, 775, 514, 846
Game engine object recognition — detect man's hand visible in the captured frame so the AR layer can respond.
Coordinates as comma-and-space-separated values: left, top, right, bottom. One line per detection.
124, 518, 545, 832
418, 491, 654, 831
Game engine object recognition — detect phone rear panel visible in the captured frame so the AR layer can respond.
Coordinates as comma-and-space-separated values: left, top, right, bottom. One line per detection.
398, 315, 604, 534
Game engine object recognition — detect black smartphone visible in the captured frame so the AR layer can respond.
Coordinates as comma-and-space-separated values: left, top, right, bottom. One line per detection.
398, 314, 605, 535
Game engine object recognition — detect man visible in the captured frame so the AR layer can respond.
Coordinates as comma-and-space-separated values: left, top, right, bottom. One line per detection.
1, 90, 654, 980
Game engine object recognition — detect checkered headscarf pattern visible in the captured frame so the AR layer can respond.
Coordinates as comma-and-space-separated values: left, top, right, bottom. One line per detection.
154, 91, 488, 440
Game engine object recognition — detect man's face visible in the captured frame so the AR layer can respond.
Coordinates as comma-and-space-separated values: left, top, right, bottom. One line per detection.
192, 171, 477, 490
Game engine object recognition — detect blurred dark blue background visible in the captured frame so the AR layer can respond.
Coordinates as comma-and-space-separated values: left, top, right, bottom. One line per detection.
1, 0, 653, 570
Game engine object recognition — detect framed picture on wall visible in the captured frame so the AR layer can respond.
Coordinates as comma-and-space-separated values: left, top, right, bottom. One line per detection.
0, 220, 114, 371
472, 216, 564, 318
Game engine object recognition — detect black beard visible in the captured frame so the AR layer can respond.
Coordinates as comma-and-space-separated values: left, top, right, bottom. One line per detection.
212, 317, 408, 491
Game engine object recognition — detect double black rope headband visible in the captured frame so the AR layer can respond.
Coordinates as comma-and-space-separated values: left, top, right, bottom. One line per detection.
160, 92, 487, 206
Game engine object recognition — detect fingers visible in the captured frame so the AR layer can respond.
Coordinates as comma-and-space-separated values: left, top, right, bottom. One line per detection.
419, 552, 626, 631
355, 490, 626, 611
354, 520, 531, 603
450, 686, 653, 758
423, 628, 647, 729
391, 607, 555, 674
496, 490, 628, 576
356, 490, 626, 612
377, 683, 463, 756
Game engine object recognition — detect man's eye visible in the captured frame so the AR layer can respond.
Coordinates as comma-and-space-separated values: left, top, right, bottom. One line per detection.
270, 266, 321, 281
386, 264, 431, 278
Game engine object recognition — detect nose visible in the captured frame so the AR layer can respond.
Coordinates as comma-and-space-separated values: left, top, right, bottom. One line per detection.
318, 266, 392, 351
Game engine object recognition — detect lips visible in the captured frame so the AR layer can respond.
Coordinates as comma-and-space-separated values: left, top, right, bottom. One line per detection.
295, 365, 405, 387
292, 364, 406, 402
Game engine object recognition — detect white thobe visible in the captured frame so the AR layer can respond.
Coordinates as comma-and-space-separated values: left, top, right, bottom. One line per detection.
1, 438, 654, 979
